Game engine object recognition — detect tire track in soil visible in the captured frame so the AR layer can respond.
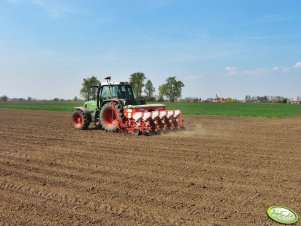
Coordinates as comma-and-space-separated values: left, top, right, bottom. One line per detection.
0, 158, 216, 223
0, 109, 300, 225
3, 150, 298, 204
0, 179, 180, 225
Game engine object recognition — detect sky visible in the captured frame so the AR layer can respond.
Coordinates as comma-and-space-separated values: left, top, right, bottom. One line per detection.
0, 0, 301, 100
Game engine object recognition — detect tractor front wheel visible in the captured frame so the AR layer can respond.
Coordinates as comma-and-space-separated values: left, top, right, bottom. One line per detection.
99, 102, 122, 132
72, 110, 90, 129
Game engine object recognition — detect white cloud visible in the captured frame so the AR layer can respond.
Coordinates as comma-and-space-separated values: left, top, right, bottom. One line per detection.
225, 63, 296, 77
243, 68, 268, 76
225, 66, 238, 76
293, 61, 301, 68
272, 66, 290, 72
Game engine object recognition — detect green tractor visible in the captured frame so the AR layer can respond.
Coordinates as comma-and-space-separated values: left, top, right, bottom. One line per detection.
72, 77, 182, 135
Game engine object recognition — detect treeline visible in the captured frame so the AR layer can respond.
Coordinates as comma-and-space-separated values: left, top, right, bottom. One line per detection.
129, 72, 184, 102
0, 96, 81, 102
245, 95, 297, 103
2, 73, 185, 103
80, 72, 184, 102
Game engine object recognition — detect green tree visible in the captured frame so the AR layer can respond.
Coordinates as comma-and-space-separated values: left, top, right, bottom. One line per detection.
0, 95, 8, 101
158, 84, 167, 102
80, 76, 100, 101
144, 79, 155, 101
282, 98, 288, 103
162, 76, 184, 102
129, 72, 146, 98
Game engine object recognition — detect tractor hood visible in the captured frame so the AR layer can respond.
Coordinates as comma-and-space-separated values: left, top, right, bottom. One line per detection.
84, 100, 97, 111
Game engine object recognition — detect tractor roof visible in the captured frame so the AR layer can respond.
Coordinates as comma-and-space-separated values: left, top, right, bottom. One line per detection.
101, 81, 131, 86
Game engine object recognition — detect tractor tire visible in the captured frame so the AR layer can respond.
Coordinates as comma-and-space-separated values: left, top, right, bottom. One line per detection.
99, 102, 122, 132
72, 110, 90, 129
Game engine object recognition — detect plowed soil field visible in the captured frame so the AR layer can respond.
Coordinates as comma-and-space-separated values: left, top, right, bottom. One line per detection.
0, 109, 300, 225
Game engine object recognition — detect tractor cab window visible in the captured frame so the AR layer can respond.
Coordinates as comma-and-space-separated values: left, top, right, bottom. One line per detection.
117, 85, 134, 100
100, 85, 134, 100
100, 86, 111, 99
100, 85, 121, 99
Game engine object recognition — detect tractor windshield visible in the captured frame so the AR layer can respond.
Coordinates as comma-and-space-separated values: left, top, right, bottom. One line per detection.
100, 85, 134, 100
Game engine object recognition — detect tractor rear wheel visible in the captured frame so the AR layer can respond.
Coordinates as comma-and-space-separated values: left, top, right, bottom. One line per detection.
72, 110, 90, 129
99, 102, 122, 132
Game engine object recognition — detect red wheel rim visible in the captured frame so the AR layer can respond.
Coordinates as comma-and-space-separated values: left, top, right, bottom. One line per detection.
103, 108, 118, 126
73, 113, 83, 126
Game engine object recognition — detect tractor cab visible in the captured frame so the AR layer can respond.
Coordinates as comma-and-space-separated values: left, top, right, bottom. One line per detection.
99, 82, 136, 104
85, 82, 137, 111
97, 81, 146, 106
